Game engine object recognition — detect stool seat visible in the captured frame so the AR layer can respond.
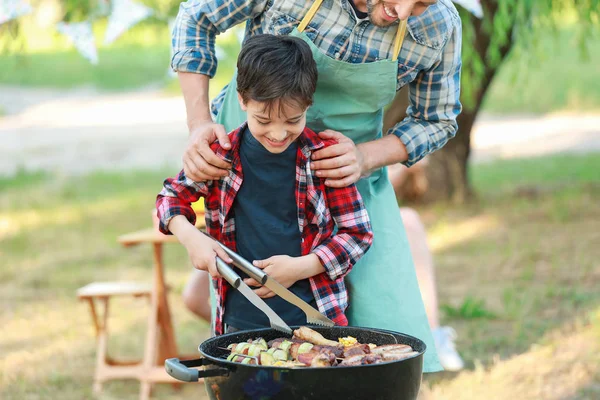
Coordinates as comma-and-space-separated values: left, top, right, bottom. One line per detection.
77, 282, 152, 299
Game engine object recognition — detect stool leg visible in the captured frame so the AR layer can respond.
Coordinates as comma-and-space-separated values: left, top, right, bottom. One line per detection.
140, 283, 160, 400
90, 297, 109, 395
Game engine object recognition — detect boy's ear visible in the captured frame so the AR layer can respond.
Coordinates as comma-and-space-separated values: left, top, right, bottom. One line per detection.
237, 93, 247, 111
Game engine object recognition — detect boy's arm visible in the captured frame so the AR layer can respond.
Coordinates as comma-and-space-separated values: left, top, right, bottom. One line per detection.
312, 184, 374, 281
156, 170, 212, 234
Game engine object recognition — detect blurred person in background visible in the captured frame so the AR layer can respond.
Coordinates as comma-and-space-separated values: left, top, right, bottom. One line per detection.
388, 160, 465, 371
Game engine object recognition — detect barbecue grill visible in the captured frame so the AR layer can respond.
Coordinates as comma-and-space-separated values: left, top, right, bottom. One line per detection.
166, 325, 425, 400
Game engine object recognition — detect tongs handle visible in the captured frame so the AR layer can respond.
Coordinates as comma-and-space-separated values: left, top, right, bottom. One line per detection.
203, 232, 267, 285
215, 257, 241, 288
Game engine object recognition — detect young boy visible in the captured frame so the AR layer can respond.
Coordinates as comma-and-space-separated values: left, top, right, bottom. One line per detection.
156, 34, 373, 335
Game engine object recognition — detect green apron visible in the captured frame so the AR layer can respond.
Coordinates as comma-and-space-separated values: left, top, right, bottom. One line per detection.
215, 1, 442, 373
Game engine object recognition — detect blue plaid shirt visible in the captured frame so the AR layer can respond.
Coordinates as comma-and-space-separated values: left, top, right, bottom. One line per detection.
172, 0, 462, 166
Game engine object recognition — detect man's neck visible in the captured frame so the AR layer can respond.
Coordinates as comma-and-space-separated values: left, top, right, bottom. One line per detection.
351, 0, 368, 13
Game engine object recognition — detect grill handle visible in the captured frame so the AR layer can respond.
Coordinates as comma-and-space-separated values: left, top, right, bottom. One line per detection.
165, 358, 229, 382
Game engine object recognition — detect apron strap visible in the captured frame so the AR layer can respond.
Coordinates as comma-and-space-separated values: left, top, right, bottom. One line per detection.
298, 0, 406, 61
298, 0, 323, 33
392, 20, 407, 61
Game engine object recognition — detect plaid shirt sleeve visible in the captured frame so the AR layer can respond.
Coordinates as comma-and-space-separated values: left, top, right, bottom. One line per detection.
171, 0, 270, 76
156, 170, 212, 234
312, 184, 373, 281
390, 15, 463, 167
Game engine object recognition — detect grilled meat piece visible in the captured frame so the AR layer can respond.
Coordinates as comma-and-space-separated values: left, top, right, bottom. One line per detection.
313, 345, 344, 358
310, 352, 336, 367
381, 351, 419, 362
293, 327, 342, 347
343, 344, 371, 358
370, 344, 413, 354
297, 346, 340, 367
339, 353, 384, 366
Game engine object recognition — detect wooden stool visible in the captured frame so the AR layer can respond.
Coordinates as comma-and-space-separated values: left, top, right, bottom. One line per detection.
77, 282, 152, 395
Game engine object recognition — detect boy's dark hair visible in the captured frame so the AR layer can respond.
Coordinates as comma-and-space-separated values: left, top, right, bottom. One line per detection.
237, 34, 318, 116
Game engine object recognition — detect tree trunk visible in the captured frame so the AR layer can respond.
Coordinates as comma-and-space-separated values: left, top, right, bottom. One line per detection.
422, 109, 477, 203
383, 1, 516, 203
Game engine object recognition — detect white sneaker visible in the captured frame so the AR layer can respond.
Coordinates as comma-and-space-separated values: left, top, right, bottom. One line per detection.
433, 326, 465, 372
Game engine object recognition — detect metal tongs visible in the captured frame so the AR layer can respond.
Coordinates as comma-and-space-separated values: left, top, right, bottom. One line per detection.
206, 232, 335, 334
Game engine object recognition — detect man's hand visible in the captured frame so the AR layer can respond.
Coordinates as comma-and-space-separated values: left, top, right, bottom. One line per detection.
310, 130, 367, 188
183, 121, 233, 181
245, 255, 303, 298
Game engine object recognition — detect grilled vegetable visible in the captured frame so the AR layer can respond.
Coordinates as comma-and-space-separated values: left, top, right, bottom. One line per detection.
339, 336, 358, 347
273, 348, 288, 361
248, 343, 267, 356
259, 352, 276, 366
298, 342, 314, 354
232, 342, 251, 354
278, 340, 293, 353
253, 338, 268, 348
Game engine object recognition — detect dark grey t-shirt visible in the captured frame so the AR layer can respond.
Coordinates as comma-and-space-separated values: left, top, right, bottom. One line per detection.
223, 128, 316, 330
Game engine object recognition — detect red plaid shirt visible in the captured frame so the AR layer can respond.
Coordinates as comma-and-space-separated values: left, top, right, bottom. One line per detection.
156, 123, 373, 335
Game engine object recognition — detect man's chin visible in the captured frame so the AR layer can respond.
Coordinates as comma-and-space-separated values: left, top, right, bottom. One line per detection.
369, 17, 396, 27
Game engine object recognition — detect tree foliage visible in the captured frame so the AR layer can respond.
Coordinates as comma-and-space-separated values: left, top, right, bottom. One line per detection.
458, 0, 600, 110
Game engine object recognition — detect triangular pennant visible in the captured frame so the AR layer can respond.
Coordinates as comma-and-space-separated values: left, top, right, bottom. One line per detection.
0, 0, 32, 25
56, 21, 99, 65
104, 0, 153, 45
452, 0, 483, 19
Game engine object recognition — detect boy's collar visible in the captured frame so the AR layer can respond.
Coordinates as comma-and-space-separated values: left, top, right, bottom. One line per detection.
215, 122, 325, 163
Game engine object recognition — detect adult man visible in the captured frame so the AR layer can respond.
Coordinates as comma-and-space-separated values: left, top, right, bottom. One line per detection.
172, 0, 462, 372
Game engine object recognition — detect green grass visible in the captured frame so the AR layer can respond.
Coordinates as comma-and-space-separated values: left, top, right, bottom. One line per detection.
1, 153, 599, 399
472, 153, 600, 193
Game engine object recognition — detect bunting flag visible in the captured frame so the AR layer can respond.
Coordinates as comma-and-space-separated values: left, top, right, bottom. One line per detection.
452, 0, 483, 19
56, 21, 99, 65
104, 0, 153, 45
0, 0, 32, 25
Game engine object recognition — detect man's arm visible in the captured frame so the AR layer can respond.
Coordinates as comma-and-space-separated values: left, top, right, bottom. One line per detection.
172, 0, 269, 180
385, 14, 462, 167
312, 15, 462, 185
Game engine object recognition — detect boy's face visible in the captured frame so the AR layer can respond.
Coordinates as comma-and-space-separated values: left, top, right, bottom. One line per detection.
238, 95, 307, 154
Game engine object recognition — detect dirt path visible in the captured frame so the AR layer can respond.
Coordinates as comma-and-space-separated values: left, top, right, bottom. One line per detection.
1, 85, 599, 176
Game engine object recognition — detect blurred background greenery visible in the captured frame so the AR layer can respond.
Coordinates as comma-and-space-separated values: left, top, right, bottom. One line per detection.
0, 1, 599, 114
1, 1, 599, 399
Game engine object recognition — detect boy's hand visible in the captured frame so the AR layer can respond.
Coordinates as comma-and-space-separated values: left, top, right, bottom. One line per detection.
173, 221, 232, 278
246, 256, 303, 298
246, 254, 325, 299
